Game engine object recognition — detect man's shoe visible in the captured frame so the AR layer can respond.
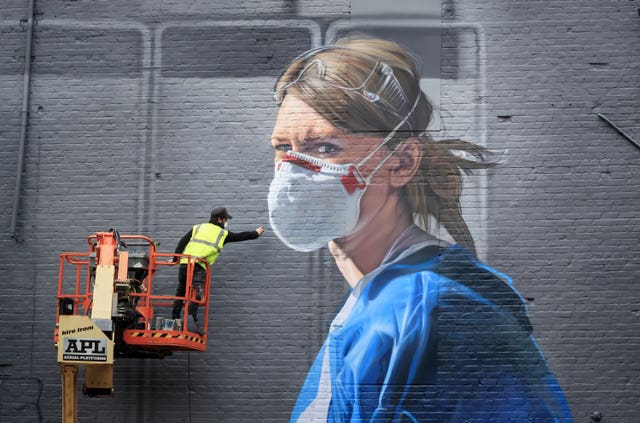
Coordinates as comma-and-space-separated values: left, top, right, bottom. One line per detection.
187, 315, 203, 335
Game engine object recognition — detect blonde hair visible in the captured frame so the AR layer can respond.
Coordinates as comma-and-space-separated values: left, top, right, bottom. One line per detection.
275, 37, 497, 255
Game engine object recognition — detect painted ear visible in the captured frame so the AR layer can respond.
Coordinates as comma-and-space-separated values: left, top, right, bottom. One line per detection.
390, 137, 423, 188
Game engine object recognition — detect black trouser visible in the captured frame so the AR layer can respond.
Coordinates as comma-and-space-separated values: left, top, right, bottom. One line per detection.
172, 264, 206, 320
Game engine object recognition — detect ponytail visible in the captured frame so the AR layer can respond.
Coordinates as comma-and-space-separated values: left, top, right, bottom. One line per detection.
406, 136, 504, 255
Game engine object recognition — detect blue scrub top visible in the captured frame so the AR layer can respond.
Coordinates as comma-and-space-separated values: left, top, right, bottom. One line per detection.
291, 245, 573, 422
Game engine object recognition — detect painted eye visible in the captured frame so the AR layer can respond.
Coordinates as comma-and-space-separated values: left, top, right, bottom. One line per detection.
316, 144, 339, 155
274, 144, 291, 153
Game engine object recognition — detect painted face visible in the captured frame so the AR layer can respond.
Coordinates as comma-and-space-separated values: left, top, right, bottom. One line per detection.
269, 95, 398, 250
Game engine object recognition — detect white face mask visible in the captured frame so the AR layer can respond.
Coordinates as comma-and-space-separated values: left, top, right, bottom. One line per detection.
268, 139, 403, 252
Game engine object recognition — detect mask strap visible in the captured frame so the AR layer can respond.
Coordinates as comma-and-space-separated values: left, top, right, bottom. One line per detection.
357, 91, 422, 183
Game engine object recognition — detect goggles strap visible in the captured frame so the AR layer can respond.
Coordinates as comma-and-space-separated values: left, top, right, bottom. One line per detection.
357, 90, 422, 181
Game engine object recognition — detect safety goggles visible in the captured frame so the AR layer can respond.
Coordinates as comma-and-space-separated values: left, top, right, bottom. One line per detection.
273, 46, 419, 124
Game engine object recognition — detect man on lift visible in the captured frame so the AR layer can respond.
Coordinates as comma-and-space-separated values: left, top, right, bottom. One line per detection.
172, 207, 264, 333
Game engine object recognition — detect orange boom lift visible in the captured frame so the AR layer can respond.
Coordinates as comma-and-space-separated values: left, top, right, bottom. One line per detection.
54, 231, 211, 423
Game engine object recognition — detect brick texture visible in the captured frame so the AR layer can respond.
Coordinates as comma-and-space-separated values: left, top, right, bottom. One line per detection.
1, 0, 638, 422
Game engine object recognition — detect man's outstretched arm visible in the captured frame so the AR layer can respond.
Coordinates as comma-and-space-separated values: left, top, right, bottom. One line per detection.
224, 226, 264, 244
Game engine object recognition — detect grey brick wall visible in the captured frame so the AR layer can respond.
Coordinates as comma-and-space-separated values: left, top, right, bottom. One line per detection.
1, 0, 638, 422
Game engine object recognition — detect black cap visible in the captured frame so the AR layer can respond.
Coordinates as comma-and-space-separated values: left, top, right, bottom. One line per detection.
211, 207, 232, 220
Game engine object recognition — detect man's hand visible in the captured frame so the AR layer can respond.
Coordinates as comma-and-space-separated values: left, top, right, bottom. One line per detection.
256, 226, 265, 236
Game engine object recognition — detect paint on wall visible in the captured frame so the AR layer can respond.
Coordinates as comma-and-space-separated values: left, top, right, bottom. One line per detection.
267, 37, 573, 422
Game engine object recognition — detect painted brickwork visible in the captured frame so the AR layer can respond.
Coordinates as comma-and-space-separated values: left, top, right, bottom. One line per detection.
0, 0, 639, 422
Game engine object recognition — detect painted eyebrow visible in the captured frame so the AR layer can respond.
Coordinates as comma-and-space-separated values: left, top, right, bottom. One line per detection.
270, 136, 290, 143
270, 135, 343, 148
303, 135, 342, 143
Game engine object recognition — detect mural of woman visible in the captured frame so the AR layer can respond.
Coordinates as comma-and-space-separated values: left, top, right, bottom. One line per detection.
268, 37, 573, 422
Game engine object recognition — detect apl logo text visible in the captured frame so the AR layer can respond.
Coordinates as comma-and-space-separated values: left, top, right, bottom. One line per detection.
63, 338, 108, 362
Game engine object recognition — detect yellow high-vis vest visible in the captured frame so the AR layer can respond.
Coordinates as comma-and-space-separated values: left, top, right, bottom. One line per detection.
180, 223, 228, 269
